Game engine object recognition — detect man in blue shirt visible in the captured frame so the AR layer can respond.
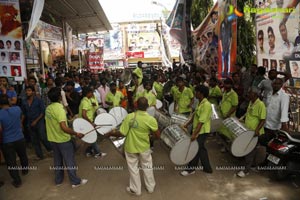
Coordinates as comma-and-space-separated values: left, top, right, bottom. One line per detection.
0, 76, 17, 105
0, 94, 28, 188
22, 86, 52, 160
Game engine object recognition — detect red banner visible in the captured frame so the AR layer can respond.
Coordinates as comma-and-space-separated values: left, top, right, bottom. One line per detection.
126, 51, 144, 58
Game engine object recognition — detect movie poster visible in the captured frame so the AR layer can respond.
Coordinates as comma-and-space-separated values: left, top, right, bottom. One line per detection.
87, 36, 104, 72
254, 0, 300, 86
217, 0, 237, 78
192, 2, 219, 74
0, 0, 26, 80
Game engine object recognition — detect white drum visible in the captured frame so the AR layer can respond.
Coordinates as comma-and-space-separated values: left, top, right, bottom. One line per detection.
161, 124, 199, 165
168, 102, 175, 115
223, 117, 258, 157
109, 107, 128, 125
156, 99, 163, 109
211, 104, 223, 132
96, 108, 107, 115
73, 118, 97, 144
94, 113, 118, 135
171, 113, 189, 126
146, 106, 156, 117
154, 110, 171, 129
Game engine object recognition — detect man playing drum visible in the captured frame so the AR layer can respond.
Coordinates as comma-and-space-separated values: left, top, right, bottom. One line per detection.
45, 87, 87, 188
236, 87, 266, 178
106, 97, 160, 196
79, 86, 107, 158
105, 82, 124, 109
181, 85, 213, 176
218, 78, 239, 152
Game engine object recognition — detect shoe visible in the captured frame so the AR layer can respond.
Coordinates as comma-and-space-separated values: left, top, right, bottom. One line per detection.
34, 157, 44, 161
236, 170, 249, 178
11, 181, 22, 188
72, 179, 88, 188
0, 181, 4, 187
180, 170, 195, 176
94, 152, 107, 158
146, 188, 154, 193
85, 152, 92, 157
56, 183, 63, 187
126, 186, 141, 196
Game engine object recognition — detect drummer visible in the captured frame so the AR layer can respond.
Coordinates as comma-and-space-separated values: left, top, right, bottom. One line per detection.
79, 86, 107, 158
45, 87, 87, 188
236, 87, 266, 178
181, 85, 213, 176
106, 97, 160, 195
173, 77, 194, 116
217, 78, 239, 152
105, 82, 125, 109
135, 80, 156, 108
208, 77, 222, 105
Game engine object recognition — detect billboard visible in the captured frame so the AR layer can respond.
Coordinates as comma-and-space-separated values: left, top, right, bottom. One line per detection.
254, 0, 300, 85
0, 0, 26, 80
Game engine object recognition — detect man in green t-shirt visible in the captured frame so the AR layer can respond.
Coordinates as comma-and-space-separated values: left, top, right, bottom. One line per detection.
79, 86, 106, 158
181, 85, 213, 176
105, 82, 124, 109
106, 97, 160, 196
174, 77, 194, 115
218, 78, 239, 152
45, 87, 87, 188
237, 87, 266, 178
208, 77, 222, 105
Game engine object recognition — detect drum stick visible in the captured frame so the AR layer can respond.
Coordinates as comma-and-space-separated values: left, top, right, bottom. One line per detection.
83, 124, 113, 135
244, 136, 255, 151
184, 141, 192, 161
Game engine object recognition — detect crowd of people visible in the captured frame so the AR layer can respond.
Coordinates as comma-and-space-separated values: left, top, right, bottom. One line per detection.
0, 61, 292, 195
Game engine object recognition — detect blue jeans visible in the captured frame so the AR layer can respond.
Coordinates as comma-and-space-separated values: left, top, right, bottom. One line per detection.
85, 142, 100, 155
28, 119, 52, 159
51, 141, 81, 185
222, 51, 230, 77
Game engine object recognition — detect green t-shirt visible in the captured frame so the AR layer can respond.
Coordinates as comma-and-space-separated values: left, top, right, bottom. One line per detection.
45, 102, 70, 143
220, 89, 238, 117
133, 67, 143, 85
245, 98, 266, 135
120, 111, 158, 153
153, 81, 163, 100
177, 87, 194, 113
79, 96, 98, 122
193, 98, 212, 134
136, 90, 156, 107
105, 91, 124, 108
209, 85, 222, 105
170, 85, 179, 100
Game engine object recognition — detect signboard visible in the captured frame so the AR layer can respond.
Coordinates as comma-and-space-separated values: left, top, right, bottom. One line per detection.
87, 37, 104, 71
32, 20, 63, 41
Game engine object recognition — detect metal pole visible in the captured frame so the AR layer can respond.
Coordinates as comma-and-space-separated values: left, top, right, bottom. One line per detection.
62, 20, 68, 72
38, 40, 45, 79
79, 50, 82, 73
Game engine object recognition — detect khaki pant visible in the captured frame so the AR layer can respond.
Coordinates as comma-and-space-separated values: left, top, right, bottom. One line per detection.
125, 149, 155, 194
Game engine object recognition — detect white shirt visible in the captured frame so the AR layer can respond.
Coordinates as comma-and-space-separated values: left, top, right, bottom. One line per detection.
258, 79, 273, 104
265, 89, 289, 130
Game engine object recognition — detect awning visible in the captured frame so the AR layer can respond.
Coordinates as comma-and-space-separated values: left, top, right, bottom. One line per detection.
43, 0, 112, 33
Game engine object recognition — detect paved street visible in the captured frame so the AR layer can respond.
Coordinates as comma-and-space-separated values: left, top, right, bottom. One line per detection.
0, 136, 299, 200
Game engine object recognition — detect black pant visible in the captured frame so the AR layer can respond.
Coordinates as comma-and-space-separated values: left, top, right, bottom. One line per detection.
187, 133, 212, 172
1, 139, 28, 184
259, 128, 277, 146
